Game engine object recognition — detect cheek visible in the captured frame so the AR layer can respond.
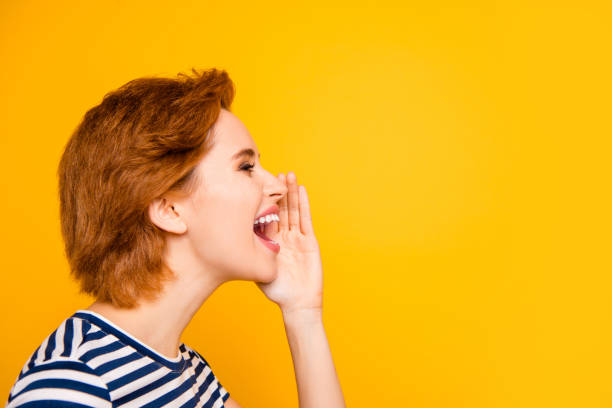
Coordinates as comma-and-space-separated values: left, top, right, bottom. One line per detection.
187, 190, 258, 256
186, 212, 251, 276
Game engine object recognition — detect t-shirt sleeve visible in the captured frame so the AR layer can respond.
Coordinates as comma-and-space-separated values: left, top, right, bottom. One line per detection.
218, 380, 230, 402
6, 359, 112, 408
191, 347, 230, 403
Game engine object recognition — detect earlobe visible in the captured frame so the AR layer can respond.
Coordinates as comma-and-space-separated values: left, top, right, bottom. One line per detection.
148, 198, 187, 234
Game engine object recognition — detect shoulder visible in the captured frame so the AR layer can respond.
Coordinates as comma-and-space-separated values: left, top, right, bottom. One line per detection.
182, 343, 231, 403
7, 315, 112, 407
182, 343, 210, 365
7, 356, 112, 407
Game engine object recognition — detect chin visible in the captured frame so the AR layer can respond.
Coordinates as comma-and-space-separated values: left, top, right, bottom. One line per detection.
254, 266, 278, 283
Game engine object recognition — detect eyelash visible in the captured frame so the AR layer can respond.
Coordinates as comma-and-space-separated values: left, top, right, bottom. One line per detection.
240, 162, 255, 173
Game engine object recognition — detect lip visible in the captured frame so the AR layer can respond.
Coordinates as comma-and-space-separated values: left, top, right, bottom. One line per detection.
256, 234, 280, 253
254, 204, 281, 254
255, 204, 279, 220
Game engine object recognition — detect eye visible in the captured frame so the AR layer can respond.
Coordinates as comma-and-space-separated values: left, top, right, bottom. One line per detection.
239, 162, 255, 174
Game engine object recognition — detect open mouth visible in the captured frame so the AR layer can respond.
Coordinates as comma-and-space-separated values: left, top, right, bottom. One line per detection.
253, 205, 281, 253
253, 213, 279, 242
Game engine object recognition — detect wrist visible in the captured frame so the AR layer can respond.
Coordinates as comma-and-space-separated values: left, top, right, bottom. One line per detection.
281, 307, 323, 326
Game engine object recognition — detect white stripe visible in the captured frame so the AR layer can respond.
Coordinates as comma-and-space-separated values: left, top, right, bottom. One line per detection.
8, 387, 111, 408
50, 321, 67, 359
122, 371, 188, 407
86, 344, 130, 369
33, 336, 50, 366
100, 355, 148, 383
196, 373, 218, 408
83, 319, 98, 336
75, 333, 116, 359
108, 365, 170, 400
188, 354, 222, 408
172, 385, 197, 407
193, 363, 212, 390
10, 367, 103, 397
212, 395, 226, 408
20, 352, 35, 377
71, 318, 83, 354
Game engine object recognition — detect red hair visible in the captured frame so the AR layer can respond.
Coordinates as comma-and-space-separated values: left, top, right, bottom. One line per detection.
57, 68, 235, 308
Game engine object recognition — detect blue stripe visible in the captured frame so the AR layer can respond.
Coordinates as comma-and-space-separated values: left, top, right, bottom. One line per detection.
81, 320, 91, 339
61, 318, 74, 357
26, 345, 41, 371
96, 351, 142, 375
11, 378, 109, 401
175, 361, 200, 408
44, 329, 57, 361
203, 387, 224, 408
16, 401, 100, 408
194, 369, 217, 403
188, 349, 229, 403
178, 396, 198, 408
140, 376, 194, 408
191, 348, 210, 366
113, 370, 181, 406
80, 340, 125, 363
85, 329, 107, 342
19, 360, 101, 377
192, 358, 205, 377
107, 361, 161, 391
72, 312, 186, 371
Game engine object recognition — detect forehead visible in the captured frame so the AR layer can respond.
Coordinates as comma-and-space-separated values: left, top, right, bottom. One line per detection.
209, 108, 258, 159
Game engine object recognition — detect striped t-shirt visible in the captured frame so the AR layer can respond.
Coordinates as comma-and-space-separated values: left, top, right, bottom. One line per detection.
6, 310, 230, 407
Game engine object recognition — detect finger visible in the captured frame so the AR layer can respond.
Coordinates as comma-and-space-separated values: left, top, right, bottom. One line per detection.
277, 173, 289, 230
298, 185, 314, 236
270, 174, 281, 235
265, 206, 278, 236
287, 171, 300, 231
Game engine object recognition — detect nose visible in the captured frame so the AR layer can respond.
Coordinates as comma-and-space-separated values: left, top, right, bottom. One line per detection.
263, 170, 288, 201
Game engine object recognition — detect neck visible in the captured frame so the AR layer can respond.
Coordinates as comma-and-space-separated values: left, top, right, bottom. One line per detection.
86, 266, 223, 360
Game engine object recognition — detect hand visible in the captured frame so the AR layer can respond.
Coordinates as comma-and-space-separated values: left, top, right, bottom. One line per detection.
256, 171, 323, 314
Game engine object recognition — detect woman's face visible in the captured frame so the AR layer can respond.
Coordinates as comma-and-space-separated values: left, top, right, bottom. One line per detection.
170, 108, 288, 283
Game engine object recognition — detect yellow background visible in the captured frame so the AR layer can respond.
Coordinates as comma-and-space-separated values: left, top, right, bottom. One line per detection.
1, 1, 611, 407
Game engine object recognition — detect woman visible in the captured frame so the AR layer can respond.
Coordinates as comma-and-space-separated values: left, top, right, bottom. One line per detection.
6, 68, 346, 408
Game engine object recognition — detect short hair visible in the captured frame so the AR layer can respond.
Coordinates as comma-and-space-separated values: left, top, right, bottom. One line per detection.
57, 68, 235, 308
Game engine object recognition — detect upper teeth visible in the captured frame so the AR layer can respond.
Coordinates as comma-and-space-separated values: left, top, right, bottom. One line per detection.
254, 214, 279, 225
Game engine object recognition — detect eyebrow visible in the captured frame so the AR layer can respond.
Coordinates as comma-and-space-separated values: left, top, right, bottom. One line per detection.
231, 148, 261, 161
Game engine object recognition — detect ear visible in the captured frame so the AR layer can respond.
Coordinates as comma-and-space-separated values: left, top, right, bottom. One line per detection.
147, 197, 187, 234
